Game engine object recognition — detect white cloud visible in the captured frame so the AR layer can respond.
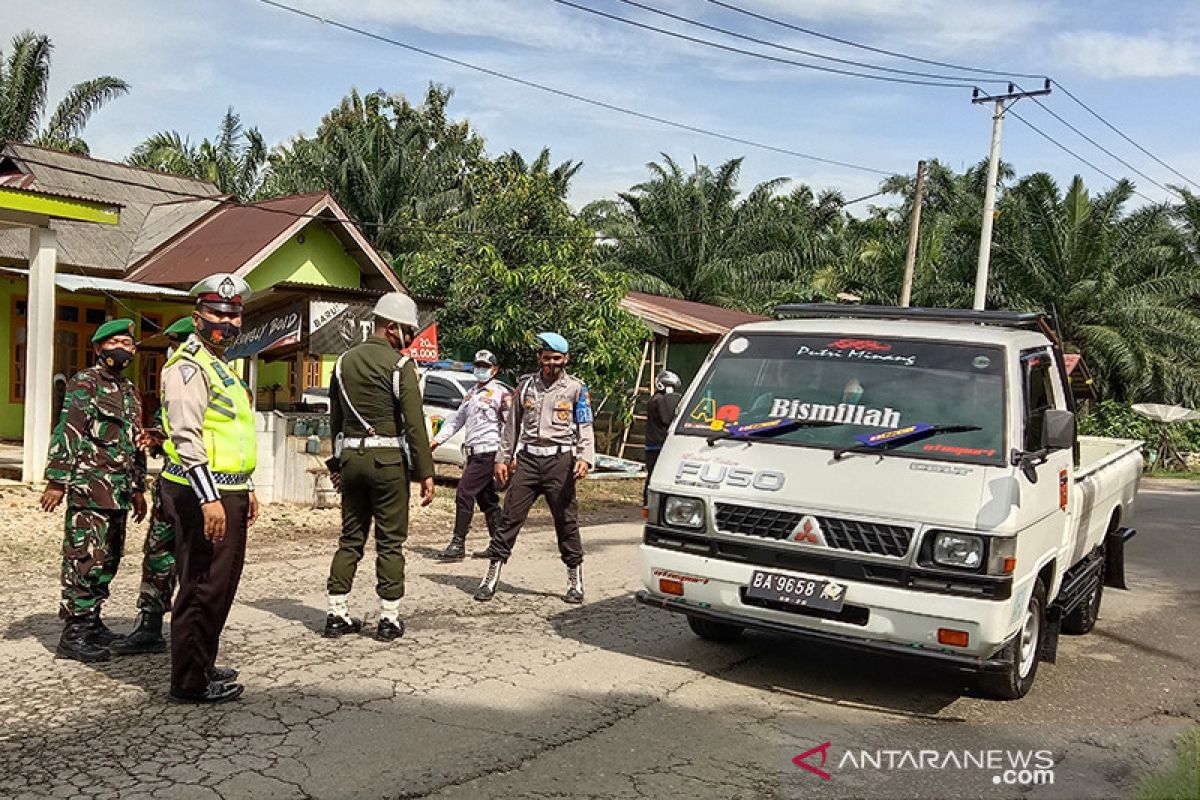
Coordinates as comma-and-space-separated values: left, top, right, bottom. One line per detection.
1055, 30, 1200, 78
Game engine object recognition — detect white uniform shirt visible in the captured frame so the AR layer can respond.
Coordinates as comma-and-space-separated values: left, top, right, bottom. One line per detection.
432, 380, 512, 452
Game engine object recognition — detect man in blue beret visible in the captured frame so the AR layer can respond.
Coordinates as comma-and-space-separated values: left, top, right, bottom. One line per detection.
40, 317, 148, 662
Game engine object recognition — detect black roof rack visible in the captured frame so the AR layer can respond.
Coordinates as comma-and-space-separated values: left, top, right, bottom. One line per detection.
772, 303, 1050, 331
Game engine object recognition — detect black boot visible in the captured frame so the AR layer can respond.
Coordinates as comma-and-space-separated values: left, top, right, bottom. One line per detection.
474, 560, 503, 602
87, 614, 119, 646
323, 615, 363, 638
473, 508, 502, 559
565, 564, 584, 604
109, 611, 166, 655
438, 508, 472, 561
56, 619, 111, 663
375, 618, 405, 641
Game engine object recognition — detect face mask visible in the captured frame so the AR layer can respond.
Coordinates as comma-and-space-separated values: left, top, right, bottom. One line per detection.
197, 317, 241, 346
473, 367, 493, 383
542, 363, 564, 381
99, 347, 134, 371
842, 379, 864, 405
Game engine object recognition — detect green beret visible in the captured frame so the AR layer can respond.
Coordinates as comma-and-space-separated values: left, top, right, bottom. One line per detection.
163, 316, 195, 339
91, 318, 135, 344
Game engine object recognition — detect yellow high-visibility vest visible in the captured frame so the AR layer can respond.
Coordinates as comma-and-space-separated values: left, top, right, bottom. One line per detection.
161, 339, 256, 490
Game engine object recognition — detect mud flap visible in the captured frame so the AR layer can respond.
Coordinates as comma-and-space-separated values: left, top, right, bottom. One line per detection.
1104, 527, 1137, 590
1039, 605, 1061, 664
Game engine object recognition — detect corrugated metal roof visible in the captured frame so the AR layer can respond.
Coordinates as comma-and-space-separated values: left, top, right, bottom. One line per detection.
0, 266, 187, 298
620, 291, 768, 337
0, 142, 222, 273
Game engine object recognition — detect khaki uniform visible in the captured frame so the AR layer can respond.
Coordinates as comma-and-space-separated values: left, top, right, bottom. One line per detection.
487, 372, 595, 567
327, 336, 434, 600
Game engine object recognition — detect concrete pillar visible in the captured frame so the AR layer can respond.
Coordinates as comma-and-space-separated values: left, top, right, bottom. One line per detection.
22, 226, 57, 483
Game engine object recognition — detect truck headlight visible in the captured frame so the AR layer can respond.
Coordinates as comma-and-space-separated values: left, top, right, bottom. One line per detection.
663, 495, 705, 529
932, 531, 984, 569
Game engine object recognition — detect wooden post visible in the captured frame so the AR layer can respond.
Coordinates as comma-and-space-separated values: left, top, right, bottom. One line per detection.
900, 159, 927, 308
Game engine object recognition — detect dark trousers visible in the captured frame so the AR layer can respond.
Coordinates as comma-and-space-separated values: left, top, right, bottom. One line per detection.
643, 445, 663, 504
487, 452, 583, 567
457, 452, 500, 515
161, 481, 248, 693
328, 448, 410, 601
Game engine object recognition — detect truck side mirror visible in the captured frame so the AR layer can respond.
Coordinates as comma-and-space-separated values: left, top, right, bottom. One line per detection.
1042, 409, 1076, 451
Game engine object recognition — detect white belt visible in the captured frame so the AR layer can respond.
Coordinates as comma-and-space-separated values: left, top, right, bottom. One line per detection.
342, 436, 404, 449
519, 443, 573, 457
464, 445, 499, 457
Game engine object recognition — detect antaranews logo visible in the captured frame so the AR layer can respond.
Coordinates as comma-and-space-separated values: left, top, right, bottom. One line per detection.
793, 742, 1055, 786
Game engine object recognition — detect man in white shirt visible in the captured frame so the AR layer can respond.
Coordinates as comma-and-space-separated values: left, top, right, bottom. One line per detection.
431, 350, 512, 560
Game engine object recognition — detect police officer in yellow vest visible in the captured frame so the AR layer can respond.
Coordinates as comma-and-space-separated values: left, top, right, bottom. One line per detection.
158, 273, 257, 704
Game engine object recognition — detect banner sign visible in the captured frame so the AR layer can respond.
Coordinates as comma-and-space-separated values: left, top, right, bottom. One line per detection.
309, 301, 374, 355
225, 302, 304, 360
401, 323, 440, 362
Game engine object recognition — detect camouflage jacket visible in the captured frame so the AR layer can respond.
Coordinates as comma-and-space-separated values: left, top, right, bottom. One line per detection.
45, 365, 146, 510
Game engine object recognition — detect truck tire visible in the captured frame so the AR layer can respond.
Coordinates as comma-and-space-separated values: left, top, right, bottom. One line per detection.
686, 614, 744, 642
979, 579, 1046, 700
1062, 558, 1104, 635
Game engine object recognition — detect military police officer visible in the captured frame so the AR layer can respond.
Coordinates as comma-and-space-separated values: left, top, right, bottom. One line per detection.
110, 316, 194, 656
475, 332, 594, 604
430, 349, 511, 561
159, 274, 257, 703
324, 292, 435, 642
41, 318, 148, 662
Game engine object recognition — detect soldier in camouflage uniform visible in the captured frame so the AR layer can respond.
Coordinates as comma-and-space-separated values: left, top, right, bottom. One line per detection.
40, 318, 148, 663
111, 317, 194, 656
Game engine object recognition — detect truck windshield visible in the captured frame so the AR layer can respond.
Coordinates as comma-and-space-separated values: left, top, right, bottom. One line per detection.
677, 333, 1006, 465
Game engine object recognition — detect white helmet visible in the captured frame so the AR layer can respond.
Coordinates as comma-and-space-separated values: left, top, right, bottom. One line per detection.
373, 292, 419, 328
655, 370, 681, 392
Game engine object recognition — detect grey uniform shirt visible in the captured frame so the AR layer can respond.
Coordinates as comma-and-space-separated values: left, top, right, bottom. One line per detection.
498, 371, 595, 465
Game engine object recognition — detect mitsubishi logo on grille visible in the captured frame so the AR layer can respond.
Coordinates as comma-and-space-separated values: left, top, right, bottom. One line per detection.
793, 515, 827, 546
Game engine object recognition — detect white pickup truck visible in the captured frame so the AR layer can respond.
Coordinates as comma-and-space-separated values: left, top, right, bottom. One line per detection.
637, 305, 1143, 699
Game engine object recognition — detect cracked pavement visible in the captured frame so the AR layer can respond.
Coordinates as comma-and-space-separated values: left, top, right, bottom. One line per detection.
1, 486, 1197, 799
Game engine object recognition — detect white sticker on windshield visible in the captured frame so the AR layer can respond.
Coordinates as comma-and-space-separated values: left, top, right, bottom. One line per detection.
770, 398, 901, 428
973, 355, 991, 369
728, 337, 749, 354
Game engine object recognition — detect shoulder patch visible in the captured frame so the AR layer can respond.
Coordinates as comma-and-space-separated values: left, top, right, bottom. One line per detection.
179, 364, 199, 385
574, 383, 594, 424
183, 341, 201, 356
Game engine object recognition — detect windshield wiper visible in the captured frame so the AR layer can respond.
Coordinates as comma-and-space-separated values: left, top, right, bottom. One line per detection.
832, 423, 982, 461
706, 417, 841, 446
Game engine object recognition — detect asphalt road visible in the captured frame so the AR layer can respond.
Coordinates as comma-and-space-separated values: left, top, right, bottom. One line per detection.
0, 484, 1196, 799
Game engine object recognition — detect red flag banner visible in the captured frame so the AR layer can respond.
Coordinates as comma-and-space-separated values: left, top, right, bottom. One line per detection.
402, 323, 440, 362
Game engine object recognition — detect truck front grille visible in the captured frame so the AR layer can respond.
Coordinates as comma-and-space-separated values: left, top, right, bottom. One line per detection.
714, 503, 914, 558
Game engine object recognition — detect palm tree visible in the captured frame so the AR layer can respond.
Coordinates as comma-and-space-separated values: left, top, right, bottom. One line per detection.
0, 30, 128, 153
128, 108, 266, 199
492, 147, 582, 199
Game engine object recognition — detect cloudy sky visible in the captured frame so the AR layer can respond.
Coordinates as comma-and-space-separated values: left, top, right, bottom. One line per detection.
7, 0, 1199, 210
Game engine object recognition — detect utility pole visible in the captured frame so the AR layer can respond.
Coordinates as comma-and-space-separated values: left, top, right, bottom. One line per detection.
971, 80, 1051, 310
899, 159, 926, 308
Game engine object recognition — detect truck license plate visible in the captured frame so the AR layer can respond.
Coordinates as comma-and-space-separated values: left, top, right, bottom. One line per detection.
744, 570, 846, 613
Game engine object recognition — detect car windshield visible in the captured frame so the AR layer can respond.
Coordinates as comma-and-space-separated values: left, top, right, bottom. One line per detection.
678, 332, 1007, 464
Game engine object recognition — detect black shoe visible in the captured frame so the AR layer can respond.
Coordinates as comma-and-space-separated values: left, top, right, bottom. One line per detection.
374, 619, 405, 641
87, 615, 119, 646
323, 614, 363, 638
474, 560, 503, 602
437, 537, 466, 561
56, 620, 111, 663
169, 681, 244, 704
564, 565, 584, 605
471, 549, 491, 559
109, 611, 166, 655
207, 665, 239, 682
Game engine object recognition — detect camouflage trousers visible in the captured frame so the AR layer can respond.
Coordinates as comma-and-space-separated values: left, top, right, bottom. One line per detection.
60, 507, 128, 620
136, 479, 176, 615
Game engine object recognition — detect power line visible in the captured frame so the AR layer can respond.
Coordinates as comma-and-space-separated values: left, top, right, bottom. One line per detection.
704, 0, 1048, 80
1051, 80, 1200, 192
254, 0, 894, 177
1005, 109, 1160, 204
553, 0, 981, 88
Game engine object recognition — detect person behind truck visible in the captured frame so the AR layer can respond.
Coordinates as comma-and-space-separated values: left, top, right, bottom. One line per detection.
431, 349, 512, 561
475, 332, 594, 604
644, 370, 682, 505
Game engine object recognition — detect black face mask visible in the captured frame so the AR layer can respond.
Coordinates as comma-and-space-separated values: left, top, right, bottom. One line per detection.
100, 347, 134, 372
197, 317, 241, 346
541, 363, 564, 381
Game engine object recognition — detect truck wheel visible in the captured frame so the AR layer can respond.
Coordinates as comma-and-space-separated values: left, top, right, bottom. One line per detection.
687, 615, 744, 642
979, 579, 1046, 700
1062, 558, 1104, 635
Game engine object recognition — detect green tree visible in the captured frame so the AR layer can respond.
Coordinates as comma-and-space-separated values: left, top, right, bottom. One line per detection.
260, 85, 484, 258
127, 108, 266, 199
0, 30, 128, 153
